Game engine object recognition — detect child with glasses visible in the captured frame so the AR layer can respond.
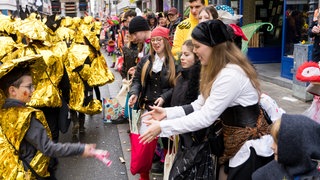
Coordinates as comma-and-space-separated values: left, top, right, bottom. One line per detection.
128, 26, 176, 179
0, 58, 108, 179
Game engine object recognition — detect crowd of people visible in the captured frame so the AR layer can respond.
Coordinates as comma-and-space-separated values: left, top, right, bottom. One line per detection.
1, 0, 320, 180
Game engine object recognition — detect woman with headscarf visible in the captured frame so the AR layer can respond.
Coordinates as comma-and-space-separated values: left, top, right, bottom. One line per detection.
139, 20, 274, 180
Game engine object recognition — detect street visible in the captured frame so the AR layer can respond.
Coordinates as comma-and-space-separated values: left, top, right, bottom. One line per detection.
55, 50, 311, 180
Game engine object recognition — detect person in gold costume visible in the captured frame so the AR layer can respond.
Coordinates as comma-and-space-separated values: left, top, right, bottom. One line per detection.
0, 56, 101, 179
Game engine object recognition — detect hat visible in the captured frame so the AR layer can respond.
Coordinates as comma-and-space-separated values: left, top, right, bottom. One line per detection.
151, 26, 170, 40
191, 20, 232, 47
168, 7, 178, 15
296, 61, 320, 83
129, 16, 150, 34
0, 55, 43, 93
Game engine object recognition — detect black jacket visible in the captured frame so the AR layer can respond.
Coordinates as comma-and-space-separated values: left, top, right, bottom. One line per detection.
309, 21, 320, 62
129, 55, 173, 109
170, 61, 200, 106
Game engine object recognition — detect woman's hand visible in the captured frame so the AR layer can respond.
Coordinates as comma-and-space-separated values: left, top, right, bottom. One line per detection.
312, 26, 320, 33
127, 67, 136, 76
139, 120, 161, 144
128, 94, 137, 107
141, 106, 166, 121
154, 97, 164, 107
82, 144, 97, 157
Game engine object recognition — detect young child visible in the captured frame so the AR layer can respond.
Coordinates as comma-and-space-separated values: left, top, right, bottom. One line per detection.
252, 114, 320, 179
0, 56, 109, 179
106, 39, 116, 56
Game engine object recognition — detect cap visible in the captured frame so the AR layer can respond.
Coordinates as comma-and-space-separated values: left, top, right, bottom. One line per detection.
168, 7, 178, 15
129, 16, 150, 34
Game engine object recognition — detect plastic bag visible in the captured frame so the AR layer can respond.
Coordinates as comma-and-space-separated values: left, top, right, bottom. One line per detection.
303, 96, 320, 123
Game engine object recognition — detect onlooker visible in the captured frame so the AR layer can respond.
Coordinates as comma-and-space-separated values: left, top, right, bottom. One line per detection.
168, 40, 203, 178
146, 13, 158, 30
167, 7, 182, 44
124, 9, 137, 24
140, 20, 274, 180
309, 13, 320, 62
252, 114, 320, 180
128, 26, 176, 179
157, 12, 169, 28
0, 60, 100, 179
171, 0, 207, 59
117, 17, 129, 50
198, 5, 218, 23
129, 16, 152, 57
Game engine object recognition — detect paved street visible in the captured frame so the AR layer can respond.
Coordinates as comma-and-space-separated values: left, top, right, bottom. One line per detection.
55, 50, 311, 180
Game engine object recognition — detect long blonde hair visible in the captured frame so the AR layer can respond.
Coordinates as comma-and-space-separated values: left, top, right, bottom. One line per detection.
200, 41, 260, 99
149, 38, 176, 86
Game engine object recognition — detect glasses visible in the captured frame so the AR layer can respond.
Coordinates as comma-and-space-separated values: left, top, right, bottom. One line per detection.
20, 84, 35, 91
151, 38, 163, 43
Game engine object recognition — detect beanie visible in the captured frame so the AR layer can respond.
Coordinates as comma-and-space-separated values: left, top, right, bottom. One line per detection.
129, 16, 150, 34
151, 26, 170, 40
191, 20, 232, 47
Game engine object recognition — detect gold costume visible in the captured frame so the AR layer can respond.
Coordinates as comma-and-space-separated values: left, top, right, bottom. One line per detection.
0, 13, 114, 114
0, 107, 52, 179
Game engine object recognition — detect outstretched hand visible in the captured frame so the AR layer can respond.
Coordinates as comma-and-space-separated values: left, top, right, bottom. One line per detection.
139, 120, 161, 144
141, 105, 166, 121
82, 144, 97, 157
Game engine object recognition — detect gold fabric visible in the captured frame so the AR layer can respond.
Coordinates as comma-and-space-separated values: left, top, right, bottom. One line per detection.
0, 107, 52, 179
27, 44, 64, 108
0, 36, 16, 61
86, 54, 114, 86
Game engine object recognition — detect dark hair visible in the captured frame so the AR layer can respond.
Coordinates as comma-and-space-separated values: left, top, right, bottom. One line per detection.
124, 10, 137, 19
0, 67, 31, 96
189, 0, 205, 5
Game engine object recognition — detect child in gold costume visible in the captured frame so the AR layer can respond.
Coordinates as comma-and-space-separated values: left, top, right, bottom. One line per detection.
0, 56, 105, 179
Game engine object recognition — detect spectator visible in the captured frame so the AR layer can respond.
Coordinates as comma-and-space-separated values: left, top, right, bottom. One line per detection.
167, 7, 182, 45
124, 9, 137, 23
146, 13, 158, 30
171, 0, 207, 59
140, 20, 274, 180
128, 26, 176, 179
309, 12, 320, 62
252, 114, 320, 180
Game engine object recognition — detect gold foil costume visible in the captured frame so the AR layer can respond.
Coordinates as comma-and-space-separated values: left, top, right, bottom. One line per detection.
0, 107, 52, 180
0, 13, 114, 115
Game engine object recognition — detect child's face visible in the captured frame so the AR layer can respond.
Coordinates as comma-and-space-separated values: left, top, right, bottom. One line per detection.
151, 36, 165, 55
180, 45, 196, 68
271, 141, 278, 161
198, 10, 213, 23
9, 75, 34, 103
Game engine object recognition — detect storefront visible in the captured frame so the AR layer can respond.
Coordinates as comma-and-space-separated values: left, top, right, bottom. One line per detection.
234, 0, 312, 80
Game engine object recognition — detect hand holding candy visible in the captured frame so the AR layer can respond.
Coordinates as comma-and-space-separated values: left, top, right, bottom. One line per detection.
90, 149, 112, 167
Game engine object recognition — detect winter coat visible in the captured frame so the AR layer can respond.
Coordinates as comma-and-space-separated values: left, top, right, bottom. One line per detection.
309, 21, 320, 62
129, 55, 173, 110
252, 114, 320, 180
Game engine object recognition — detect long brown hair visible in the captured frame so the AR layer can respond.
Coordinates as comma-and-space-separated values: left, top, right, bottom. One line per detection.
149, 38, 176, 86
200, 41, 260, 99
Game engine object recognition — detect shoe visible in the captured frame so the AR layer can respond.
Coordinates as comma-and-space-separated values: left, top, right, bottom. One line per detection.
111, 116, 129, 124
110, 62, 115, 68
151, 161, 164, 174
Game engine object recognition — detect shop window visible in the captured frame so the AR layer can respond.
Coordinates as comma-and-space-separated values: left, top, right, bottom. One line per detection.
284, 2, 309, 56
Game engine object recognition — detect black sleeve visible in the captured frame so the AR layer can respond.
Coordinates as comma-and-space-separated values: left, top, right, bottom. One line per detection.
309, 21, 317, 38
182, 104, 194, 115
129, 56, 149, 96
